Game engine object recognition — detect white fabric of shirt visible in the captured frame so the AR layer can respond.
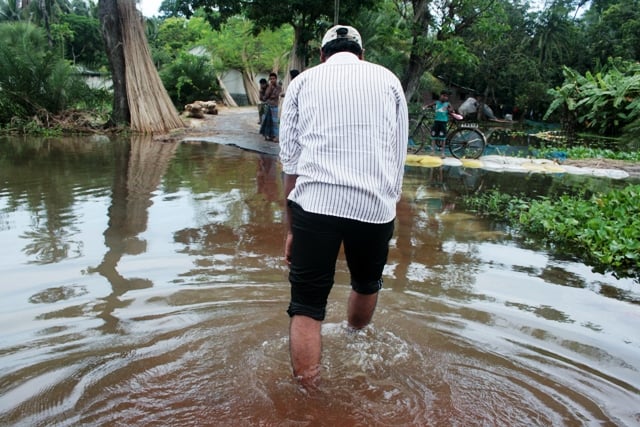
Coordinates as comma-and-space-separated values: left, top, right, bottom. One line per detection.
279, 52, 408, 224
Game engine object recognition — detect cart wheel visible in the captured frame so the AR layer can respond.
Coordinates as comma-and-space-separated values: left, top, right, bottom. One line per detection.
409, 118, 430, 153
448, 128, 486, 159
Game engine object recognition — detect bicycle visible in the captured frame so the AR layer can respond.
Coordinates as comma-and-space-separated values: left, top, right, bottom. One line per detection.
408, 108, 487, 159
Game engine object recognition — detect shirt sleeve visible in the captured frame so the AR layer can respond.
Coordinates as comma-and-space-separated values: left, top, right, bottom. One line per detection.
279, 80, 301, 175
393, 80, 409, 200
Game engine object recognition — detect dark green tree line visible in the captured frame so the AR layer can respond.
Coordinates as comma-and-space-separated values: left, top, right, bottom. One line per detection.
2, 0, 640, 134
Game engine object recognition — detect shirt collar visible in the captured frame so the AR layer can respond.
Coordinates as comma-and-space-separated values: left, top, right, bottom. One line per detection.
325, 51, 360, 65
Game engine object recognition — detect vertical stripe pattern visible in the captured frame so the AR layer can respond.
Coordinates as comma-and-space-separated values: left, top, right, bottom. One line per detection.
279, 52, 408, 224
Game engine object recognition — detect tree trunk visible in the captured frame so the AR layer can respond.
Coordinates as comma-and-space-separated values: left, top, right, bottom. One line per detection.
99, 0, 184, 133
39, 0, 53, 46
403, 54, 428, 104
401, 0, 432, 103
280, 25, 307, 96
288, 25, 306, 72
98, 0, 130, 127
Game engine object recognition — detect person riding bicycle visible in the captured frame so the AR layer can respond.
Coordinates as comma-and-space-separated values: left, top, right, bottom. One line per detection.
425, 90, 454, 157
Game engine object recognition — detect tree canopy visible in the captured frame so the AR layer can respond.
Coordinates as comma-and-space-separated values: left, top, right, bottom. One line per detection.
2, 0, 640, 138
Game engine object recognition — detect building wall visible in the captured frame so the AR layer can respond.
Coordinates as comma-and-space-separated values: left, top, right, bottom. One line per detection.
220, 70, 271, 106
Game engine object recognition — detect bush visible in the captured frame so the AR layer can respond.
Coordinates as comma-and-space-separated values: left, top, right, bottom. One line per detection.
159, 52, 221, 108
0, 22, 102, 129
545, 59, 640, 143
464, 187, 640, 281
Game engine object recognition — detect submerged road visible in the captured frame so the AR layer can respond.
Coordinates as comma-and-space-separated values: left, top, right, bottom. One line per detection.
180, 106, 280, 156
179, 106, 638, 180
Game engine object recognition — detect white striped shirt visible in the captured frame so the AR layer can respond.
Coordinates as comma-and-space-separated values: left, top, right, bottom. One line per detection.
279, 52, 408, 224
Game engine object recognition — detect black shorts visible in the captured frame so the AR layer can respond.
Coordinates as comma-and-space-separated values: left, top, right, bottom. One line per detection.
286, 201, 394, 321
431, 121, 447, 140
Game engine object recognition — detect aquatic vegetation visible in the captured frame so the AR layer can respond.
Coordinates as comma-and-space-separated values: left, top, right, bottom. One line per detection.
536, 146, 640, 161
464, 186, 640, 281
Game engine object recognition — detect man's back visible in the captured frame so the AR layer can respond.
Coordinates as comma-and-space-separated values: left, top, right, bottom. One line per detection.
279, 24, 409, 390
280, 52, 407, 224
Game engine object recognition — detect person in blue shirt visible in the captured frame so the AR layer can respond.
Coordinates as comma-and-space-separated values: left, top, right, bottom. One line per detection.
426, 90, 454, 157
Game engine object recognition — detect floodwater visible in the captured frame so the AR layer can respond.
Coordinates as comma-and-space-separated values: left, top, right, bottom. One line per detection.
1, 116, 639, 426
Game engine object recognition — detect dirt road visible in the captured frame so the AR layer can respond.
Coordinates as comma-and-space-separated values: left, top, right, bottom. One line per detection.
163, 105, 640, 178
162, 105, 279, 156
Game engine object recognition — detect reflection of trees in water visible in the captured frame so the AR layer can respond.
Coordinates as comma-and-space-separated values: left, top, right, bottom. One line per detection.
91, 136, 179, 333
1, 137, 123, 265
21, 220, 83, 264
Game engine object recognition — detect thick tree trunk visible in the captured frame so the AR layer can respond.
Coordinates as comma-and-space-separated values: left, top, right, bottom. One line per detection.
289, 25, 306, 71
119, 0, 184, 132
98, 0, 184, 132
403, 54, 428, 104
98, 0, 130, 126
401, 0, 432, 103
279, 25, 307, 96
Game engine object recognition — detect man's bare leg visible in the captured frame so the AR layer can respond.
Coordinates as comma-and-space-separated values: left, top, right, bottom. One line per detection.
347, 290, 378, 329
289, 315, 322, 388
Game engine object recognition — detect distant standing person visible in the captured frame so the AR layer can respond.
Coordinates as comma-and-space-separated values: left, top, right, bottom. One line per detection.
259, 72, 281, 142
279, 69, 301, 108
426, 90, 454, 157
257, 78, 268, 125
279, 25, 408, 388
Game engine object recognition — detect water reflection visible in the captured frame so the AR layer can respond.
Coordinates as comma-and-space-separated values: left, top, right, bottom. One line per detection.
89, 136, 179, 333
0, 133, 639, 426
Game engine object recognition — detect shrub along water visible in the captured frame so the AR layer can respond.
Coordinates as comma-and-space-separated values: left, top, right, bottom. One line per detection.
463, 186, 640, 282
0, 22, 108, 133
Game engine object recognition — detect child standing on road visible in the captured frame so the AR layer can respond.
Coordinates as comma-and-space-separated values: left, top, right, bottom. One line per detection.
426, 90, 454, 157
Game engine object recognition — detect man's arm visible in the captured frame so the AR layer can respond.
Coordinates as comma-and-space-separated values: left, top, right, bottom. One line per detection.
283, 173, 298, 265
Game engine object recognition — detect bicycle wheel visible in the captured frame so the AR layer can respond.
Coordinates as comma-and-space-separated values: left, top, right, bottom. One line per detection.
447, 128, 486, 159
409, 117, 431, 153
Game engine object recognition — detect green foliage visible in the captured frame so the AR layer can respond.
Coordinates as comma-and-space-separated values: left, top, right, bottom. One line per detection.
537, 146, 640, 162
163, 0, 377, 67
0, 22, 96, 127
352, 3, 412, 77
59, 13, 107, 68
544, 60, 640, 141
3, 0, 640, 137
464, 187, 640, 281
0, 0, 28, 21
159, 52, 220, 106
199, 15, 292, 73
156, 16, 204, 59
585, 0, 640, 63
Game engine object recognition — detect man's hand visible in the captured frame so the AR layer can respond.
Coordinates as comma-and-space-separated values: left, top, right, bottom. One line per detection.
284, 231, 293, 265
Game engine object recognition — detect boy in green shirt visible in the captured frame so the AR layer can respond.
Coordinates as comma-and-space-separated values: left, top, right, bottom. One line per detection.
426, 90, 454, 157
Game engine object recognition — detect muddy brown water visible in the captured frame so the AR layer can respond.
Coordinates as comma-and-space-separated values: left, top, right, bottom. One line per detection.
1, 108, 639, 426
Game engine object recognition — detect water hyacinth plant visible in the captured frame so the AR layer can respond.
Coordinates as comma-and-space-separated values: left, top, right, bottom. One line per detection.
463, 186, 640, 281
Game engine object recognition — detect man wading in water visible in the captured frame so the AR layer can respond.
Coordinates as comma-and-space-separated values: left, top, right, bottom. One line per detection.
279, 25, 408, 389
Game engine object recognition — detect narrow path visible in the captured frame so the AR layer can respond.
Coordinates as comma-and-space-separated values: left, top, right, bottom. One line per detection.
179, 106, 280, 156
175, 106, 639, 179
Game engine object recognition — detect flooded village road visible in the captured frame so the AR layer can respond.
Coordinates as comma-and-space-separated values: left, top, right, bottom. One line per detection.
0, 107, 639, 426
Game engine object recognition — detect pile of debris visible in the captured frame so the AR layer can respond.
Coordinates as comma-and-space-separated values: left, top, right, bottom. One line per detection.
184, 100, 219, 118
